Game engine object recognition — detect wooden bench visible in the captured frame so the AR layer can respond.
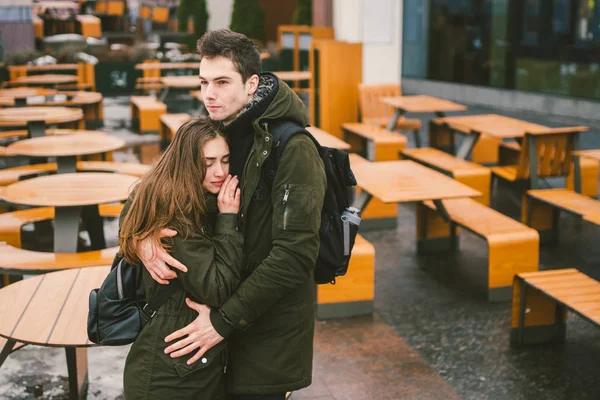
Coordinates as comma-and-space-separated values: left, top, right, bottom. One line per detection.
160, 113, 191, 148
0, 161, 149, 186
418, 198, 539, 302
316, 234, 374, 319
8, 63, 96, 91
0, 243, 117, 276
402, 147, 491, 206
342, 122, 407, 161
511, 269, 600, 346
497, 141, 598, 197
0, 204, 123, 248
130, 96, 167, 133
75, 15, 102, 37
523, 188, 600, 242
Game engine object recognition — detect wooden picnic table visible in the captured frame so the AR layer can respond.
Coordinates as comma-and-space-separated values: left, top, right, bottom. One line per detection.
432, 114, 550, 160
13, 74, 79, 88
0, 266, 110, 400
0, 106, 83, 138
159, 76, 201, 102
6, 132, 124, 173
381, 95, 467, 136
3, 172, 137, 253
136, 62, 200, 71
306, 126, 350, 150
350, 160, 481, 220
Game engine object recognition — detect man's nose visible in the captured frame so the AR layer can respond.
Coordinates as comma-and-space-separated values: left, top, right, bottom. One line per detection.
204, 83, 216, 99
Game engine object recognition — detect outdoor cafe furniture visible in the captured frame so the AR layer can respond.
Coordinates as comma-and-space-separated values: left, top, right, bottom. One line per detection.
380, 95, 467, 147
0, 266, 110, 400
158, 76, 202, 102
305, 126, 351, 150
349, 157, 539, 301
2, 172, 137, 253
10, 74, 79, 89
0, 88, 58, 107
0, 107, 83, 138
6, 132, 125, 173
272, 71, 312, 82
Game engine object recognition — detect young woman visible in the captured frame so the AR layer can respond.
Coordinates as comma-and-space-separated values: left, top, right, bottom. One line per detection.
119, 117, 243, 400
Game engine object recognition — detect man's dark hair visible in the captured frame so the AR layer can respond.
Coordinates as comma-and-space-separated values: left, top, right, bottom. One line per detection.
197, 29, 262, 82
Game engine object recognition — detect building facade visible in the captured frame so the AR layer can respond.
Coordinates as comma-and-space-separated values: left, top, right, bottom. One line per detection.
402, 0, 600, 112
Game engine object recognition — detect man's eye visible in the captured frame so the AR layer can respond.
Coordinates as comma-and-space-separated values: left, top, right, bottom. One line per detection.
218, 80, 228, 85
200, 81, 208, 85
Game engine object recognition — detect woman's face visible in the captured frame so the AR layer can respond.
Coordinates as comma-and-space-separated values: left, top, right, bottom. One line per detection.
202, 136, 230, 194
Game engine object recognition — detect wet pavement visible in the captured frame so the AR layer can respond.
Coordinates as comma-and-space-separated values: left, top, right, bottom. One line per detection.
1, 95, 599, 399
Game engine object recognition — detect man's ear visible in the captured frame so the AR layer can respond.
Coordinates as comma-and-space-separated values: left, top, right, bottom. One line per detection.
246, 74, 260, 96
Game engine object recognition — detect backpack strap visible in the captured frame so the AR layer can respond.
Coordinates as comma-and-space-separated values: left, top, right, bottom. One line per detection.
142, 272, 181, 318
263, 120, 322, 192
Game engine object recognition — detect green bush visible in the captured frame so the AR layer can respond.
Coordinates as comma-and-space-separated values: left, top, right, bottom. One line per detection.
230, 0, 265, 42
293, 0, 312, 26
178, 0, 209, 51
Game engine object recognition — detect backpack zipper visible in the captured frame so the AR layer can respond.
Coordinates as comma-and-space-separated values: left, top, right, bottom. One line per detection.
282, 184, 290, 230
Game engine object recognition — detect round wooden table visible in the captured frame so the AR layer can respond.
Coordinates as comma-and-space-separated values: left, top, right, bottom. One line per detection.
4, 173, 138, 253
0, 265, 110, 400
13, 74, 78, 88
0, 106, 83, 138
6, 132, 124, 173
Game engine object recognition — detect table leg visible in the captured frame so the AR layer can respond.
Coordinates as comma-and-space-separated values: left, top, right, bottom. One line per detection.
455, 130, 481, 160
65, 347, 89, 400
54, 207, 82, 253
14, 97, 27, 107
82, 205, 106, 251
386, 109, 404, 131
351, 190, 373, 214
57, 156, 78, 174
0, 338, 17, 367
159, 86, 170, 103
27, 120, 46, 138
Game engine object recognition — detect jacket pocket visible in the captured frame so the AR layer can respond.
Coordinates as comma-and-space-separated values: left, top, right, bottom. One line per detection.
172, 342, 228, 378
276, 184, 317, 232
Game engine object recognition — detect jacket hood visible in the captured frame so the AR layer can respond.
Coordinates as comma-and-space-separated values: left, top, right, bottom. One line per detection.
239, 72, 308, 128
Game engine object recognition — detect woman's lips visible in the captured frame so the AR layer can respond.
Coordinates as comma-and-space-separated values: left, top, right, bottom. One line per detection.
212, 181, 224, 187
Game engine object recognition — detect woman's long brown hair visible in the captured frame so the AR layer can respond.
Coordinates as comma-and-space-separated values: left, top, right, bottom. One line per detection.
119, 117, 226, 264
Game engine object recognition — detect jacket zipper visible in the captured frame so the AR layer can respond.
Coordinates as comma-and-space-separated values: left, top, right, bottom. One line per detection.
282, 184, 290, 230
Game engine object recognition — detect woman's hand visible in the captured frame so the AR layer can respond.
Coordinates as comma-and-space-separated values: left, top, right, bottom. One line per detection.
217, 175, 240, 214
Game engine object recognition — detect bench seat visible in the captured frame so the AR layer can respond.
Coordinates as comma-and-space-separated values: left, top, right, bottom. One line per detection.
523, 188, 600, 241
0, 204, 123, 248
0, 243, 117, 275
0, 161, 149, 186
419, 198, 539, 302
511, 268, 600, 346
316, 234, 374, 319
342, 122, 407, 161
403, 147, 491, 205
130, 96, 166, 133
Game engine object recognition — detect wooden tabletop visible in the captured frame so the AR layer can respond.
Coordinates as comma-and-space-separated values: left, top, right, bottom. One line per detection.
572, 149, 600, 162
9, 64, 79, 72
3, 172, 138, 207
381, 95, 467, 113
6, 132, 124, 158
306, 126, 350, 150
351, 160, 481, 203
190, 90, 202, 101
160, 76, 201, 88
161, 113, 191, 132
272, 71, 312, 81
0, 266, 109, 346
342, 122, 407, 144
136, 62, 200, 70
0, 88, 57, 99
14, 74, 79, 85
0, 91, 103, 107
0, 107, 83, 127
434, 114, 549, 139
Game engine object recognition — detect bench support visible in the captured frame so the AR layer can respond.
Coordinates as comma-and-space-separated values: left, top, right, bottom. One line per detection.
416, 202, 459, 253
522, 195, 560, 244
54, 207, 82, 253
510, 278, 567, 347
65, 347, 89, 400
27, 120, 46, 138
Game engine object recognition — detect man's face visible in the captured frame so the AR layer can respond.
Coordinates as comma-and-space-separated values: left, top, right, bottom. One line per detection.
199, 56, 258, 124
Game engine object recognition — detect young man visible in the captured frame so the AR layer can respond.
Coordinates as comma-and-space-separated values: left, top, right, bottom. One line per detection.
131, 29, 326, 399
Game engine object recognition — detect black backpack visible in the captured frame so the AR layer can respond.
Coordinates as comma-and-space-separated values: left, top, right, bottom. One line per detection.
88, 253, 179, 345
263, 120, 361, 284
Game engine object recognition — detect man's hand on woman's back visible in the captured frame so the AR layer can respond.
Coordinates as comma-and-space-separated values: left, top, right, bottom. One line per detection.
139, 228, 188, 284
